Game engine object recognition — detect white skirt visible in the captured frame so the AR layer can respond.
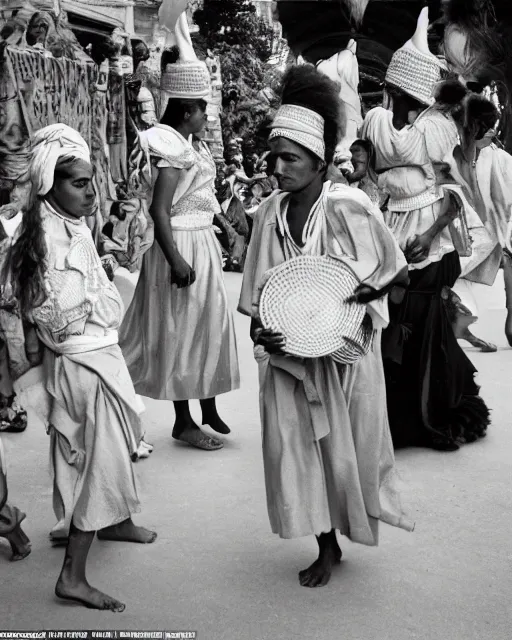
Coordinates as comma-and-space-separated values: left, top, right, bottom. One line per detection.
120, 226, 240, 401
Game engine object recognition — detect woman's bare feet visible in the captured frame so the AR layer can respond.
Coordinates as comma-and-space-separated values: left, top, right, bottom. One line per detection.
55, 573, 125, 612
299, 530, 342, 588
97, 518, 157, 543
6, 525, 31, 561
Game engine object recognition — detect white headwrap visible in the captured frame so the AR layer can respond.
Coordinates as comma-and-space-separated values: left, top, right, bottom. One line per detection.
269, 104, 326, 161
30, 124, 91, 196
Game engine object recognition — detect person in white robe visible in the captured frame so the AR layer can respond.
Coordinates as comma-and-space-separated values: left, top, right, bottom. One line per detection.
7, 124, 156, 612
239, 65, 413, 589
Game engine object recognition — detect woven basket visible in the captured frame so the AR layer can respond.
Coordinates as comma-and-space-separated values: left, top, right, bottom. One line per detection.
258, 255, 371, 362
331, 322, 374, 365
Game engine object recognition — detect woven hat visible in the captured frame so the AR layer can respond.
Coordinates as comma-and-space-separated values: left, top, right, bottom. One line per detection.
269, 104, 326, 160
159, 9, 211, 103
385, 7, 444, 106
258, 255, 372, 362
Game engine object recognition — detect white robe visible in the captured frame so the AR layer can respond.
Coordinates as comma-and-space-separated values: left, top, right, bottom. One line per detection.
239, 183, 413, 542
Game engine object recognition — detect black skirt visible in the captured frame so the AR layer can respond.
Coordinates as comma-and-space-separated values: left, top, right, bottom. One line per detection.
382, 251, 490, 451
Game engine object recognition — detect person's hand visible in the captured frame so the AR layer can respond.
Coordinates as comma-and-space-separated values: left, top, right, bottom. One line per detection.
346, 284, 379, 304
170, 255, 196, 289
253, 327, 287, 355
405, 231, 434, 264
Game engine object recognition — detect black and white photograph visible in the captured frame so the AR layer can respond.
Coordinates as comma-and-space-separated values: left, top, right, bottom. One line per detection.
0, 0, 510, 638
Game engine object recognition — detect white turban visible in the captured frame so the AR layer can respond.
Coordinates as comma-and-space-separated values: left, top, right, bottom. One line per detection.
30, 124, 91, 196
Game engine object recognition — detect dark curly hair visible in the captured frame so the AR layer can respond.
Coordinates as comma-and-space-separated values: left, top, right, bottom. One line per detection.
277, 64, 344, 166
435, 78, 499, 140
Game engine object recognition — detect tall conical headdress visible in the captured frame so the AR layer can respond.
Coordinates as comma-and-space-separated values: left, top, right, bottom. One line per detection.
159, 1, 211, 107
385, 7, 444, 105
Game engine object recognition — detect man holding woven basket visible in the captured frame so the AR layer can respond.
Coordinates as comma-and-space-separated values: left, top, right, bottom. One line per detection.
239, 64, 413, 589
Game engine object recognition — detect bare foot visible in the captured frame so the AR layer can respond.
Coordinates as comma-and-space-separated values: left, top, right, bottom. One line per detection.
7, 525, 31, 561
173, 422, 223, 450
97, 519, 157, 544
299, 546, 342, 588
202, 414, 231, 435
55, 575, 125, 612
462, 330, 497, 353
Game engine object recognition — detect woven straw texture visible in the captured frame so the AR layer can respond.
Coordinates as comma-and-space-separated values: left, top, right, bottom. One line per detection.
258, 255, 372, 362
269, 104, 326, 160
385, 48, 442, 106
161, 61, 211, 99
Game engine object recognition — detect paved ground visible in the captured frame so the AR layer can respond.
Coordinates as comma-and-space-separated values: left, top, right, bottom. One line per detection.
1, 271, 511, 640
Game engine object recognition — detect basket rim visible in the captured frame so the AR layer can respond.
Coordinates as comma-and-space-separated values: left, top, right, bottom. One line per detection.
258, 254, 368, 359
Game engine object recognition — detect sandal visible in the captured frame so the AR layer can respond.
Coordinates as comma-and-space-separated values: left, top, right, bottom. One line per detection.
173, 429, 224, 451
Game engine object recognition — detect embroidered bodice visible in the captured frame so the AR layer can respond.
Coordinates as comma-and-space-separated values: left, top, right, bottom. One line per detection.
142, 124, 221, 231
167, 140, 221, 229
31, 202, 123, 344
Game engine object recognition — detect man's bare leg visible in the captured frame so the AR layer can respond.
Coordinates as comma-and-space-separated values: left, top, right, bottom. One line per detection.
299, 529, 342, 588
97, 518, 156, 543
55, 521, 125, 612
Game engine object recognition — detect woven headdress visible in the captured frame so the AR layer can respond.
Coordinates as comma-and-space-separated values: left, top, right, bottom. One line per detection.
269, 104, 326, 160
385, 7, 444, 105
159, 2, 210, 106
268, 65, 343, 164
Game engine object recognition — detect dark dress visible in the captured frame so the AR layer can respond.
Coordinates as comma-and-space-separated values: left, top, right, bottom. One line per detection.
382, 251, 490, 450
